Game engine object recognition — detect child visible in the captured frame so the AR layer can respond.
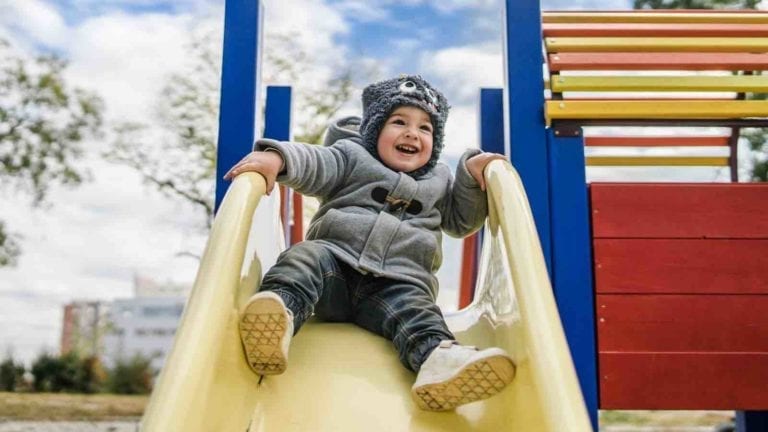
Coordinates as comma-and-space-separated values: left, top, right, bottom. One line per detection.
224, 75, 515, 411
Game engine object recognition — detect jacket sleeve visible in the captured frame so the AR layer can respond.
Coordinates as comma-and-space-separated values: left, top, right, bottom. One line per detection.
255, 138, 348, 198
438, 148, 488, 238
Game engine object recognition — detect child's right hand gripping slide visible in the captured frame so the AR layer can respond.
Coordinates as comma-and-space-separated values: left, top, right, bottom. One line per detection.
223, 150, 284, 195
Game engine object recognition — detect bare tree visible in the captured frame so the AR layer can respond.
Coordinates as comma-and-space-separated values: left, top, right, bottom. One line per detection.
106, 25, 368, 227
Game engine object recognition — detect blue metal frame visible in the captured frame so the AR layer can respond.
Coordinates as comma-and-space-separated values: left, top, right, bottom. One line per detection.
480, 88, 505, 156
264, 86, 292, 142
214, 0, 263, 213
737, 411, 768, 432
264, 86, 293, 246
503, 0, 552, 273
547, 129, 598, 430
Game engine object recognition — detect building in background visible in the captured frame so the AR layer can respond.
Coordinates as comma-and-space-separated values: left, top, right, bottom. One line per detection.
60, 301, 110, 358
61, 274, 190, 372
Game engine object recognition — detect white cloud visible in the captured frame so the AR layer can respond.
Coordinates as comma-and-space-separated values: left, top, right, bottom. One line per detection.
0, 0, 69, 49
420, 43, 504, 107
333, 0, 391, 22
415, 42, 504, 158
264, 0, 348, 55
66, 13, 197, 122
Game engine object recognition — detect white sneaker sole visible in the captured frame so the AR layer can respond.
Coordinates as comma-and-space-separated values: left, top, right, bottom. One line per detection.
412, 355, 516, 411
239, 294, 289, 375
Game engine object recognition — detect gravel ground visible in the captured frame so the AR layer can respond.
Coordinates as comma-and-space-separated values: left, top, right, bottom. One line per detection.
0, 421, 140, 432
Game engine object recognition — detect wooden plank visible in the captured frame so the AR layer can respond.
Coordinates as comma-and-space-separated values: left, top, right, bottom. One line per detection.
551, 75, 768, 93
594, 239, 768, 295
590, 183, 768, 239
546, 100, 768, 120
585, 136, 730, 147
546, 37, 768, 53
549, 52, 768, 71
544, 23, 768, 38
599, 352, 768, 409
543, 11, 768, 25
586, 156, 728, 167
597, 294, 768, 351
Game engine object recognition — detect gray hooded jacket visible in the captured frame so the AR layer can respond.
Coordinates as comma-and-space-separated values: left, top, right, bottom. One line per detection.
256, 117, 487, 297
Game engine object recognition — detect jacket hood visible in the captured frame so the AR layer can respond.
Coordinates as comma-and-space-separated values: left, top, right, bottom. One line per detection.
323, 116, 362, 147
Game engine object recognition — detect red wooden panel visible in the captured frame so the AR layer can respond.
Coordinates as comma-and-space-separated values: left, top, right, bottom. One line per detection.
596, 294, 768, 352
594, 239, 768, 294
599, 352, 768, 409
591, 183, 768, 239
459, 233, 478, 309
544, 23, 768, 38
586, 136, 730, 147
548, 52, 768, 71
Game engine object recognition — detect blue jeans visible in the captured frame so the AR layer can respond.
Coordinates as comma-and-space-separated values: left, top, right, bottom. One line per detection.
259, 240, 455, 372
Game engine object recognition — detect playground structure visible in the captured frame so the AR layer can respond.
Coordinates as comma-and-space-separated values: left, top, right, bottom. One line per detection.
141, 2, 768, 431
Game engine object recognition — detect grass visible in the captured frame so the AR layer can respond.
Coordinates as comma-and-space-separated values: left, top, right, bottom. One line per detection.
600, 410, 735, 428
0, 392, 147, 421
0, 392, 736, 427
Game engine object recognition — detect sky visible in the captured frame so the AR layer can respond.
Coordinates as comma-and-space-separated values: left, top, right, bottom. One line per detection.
0, 0, 739, 366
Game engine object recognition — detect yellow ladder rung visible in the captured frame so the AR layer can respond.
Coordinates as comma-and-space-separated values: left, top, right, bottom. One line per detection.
586, 156, 730, 166
546, 37, 768, 53
543, 12, 768, 25
551, 75, 768, 93
546, 100, 768, 120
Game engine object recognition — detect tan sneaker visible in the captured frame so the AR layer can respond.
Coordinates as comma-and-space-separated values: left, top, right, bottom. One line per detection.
239, 291, 294, 375
411, 341, 516, 411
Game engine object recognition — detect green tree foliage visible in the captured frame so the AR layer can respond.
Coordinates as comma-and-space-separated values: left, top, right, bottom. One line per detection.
0, 221, 21, 267
634, 0, 760, 8
29, 352, 104, 393
0, 38, 105, 266
106, 27, 365, 227
106, 354, 154, 395
0, 355, 25, 391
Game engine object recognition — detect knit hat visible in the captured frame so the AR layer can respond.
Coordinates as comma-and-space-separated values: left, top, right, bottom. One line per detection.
360, 75, 450, 178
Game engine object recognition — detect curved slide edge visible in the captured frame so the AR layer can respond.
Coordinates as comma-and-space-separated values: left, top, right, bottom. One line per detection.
140, 172, 273, 432
473, 160, 592, 431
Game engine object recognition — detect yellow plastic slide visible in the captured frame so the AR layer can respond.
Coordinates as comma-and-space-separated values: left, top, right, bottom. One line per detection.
140, 161, 592, 431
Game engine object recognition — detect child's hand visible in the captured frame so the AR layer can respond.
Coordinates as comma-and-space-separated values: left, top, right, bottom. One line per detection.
466, 152, 507, 191
223, 150, 284, 195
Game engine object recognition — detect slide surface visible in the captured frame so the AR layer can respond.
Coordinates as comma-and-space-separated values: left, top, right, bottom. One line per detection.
140, 161, 592, 431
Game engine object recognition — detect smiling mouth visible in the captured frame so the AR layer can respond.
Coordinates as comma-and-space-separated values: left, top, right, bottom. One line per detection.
395, 144, 419, 155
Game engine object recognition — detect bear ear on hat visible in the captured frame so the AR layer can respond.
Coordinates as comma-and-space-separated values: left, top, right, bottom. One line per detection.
361, 78, 394, 111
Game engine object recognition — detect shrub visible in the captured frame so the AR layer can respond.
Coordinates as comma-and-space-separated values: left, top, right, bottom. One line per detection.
29, 352, 105, 393
0, 355, 25, 391
107, 354, 154, 395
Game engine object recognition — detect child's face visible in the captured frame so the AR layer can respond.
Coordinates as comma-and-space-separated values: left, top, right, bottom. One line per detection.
376, 106, 434, 173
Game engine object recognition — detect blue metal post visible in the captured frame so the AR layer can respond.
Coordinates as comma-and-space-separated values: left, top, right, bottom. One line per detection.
263, 86, 292, 142
214, 0, 263, 212
547, 128, 598, 430
264, 86, 293, 246
466, 88, 507, 301
480, 88, 505, 156
503, 0, 552, 273
737, 411, 768, 432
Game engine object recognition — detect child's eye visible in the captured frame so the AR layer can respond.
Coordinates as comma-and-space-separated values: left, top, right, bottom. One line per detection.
420, 125, 433, 133
391, 119, 405, 125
